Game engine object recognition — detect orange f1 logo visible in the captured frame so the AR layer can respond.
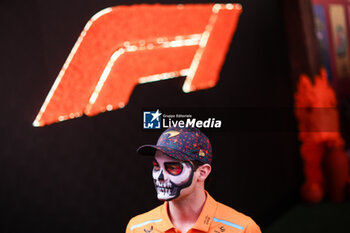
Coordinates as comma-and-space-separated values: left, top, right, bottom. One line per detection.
33, 3, 242, 127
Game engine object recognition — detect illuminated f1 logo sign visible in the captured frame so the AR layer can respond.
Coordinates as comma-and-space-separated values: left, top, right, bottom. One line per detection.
33, 3, 242, 127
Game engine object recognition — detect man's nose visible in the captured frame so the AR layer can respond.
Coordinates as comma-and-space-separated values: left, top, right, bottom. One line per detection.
157, 170, 164, 181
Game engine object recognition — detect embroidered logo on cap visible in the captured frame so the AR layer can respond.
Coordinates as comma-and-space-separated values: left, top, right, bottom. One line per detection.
167, 130, 180, 138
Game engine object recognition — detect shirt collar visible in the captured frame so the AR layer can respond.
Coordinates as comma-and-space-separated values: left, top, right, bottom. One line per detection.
158, 201, 175, 232
157, 191, 218, 232
191, 191, 218, 232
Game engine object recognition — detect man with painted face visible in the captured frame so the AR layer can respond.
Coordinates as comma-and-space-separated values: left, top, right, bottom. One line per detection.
126, 127, 261, 233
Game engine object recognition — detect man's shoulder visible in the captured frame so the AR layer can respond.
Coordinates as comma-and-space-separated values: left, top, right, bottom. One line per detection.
214, 201, 261, 232
126, 204, 163, 232
215, 201, 251, 222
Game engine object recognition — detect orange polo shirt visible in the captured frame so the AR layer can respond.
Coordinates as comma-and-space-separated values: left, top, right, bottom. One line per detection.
125, 192, 261, 233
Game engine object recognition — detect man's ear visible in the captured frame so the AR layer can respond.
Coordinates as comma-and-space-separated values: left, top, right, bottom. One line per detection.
197, 164, 211, 182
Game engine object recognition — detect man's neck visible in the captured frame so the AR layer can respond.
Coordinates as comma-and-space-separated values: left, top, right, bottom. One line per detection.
167, 190, 207, 233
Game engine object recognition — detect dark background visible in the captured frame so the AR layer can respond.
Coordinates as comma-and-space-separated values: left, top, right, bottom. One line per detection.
0, 0, 302, 232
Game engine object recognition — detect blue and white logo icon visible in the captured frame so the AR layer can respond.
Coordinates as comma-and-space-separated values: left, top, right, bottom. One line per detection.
143, 109, 162, 129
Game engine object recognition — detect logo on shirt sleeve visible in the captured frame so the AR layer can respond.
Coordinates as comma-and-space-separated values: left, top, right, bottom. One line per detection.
144, 226, 153, 233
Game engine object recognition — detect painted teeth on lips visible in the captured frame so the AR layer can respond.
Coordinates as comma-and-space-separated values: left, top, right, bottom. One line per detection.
156, 182, 171, 188
157, 187, 171, 194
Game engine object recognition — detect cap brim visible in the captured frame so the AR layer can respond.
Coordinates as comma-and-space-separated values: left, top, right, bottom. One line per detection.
136, 144, 159, 156
136, 145, 191, 161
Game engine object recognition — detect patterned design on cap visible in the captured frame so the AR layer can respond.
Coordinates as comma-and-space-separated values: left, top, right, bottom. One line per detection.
154, 127, 212, 164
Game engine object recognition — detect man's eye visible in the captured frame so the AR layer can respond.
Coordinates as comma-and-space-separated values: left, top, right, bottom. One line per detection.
165, 163, 183, 175
152, 161, 160, 171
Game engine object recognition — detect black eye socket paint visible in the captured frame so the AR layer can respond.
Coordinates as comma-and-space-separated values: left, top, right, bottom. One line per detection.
152, 160, 160, 171
164, 162, 183, 176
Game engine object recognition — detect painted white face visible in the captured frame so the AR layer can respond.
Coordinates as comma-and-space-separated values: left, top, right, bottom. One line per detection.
152, 151, 194, 201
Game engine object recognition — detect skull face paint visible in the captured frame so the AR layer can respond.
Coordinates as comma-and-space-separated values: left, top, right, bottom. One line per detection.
152, 152, 194, 201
